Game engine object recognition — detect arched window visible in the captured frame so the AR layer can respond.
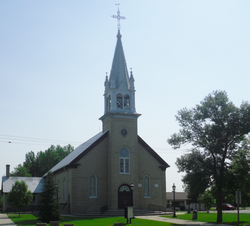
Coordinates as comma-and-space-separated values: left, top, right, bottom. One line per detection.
89, 175, 97, 198
120, 148, 130, 174
63, 179, 67, 201
124, 95, 130, 110
144, 176, 151, 197
117, 94, 123, 109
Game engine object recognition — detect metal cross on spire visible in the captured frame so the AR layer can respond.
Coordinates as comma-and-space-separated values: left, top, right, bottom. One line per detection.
111, 3, 126, 30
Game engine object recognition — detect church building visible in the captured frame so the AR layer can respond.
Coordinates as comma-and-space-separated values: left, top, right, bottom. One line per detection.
48, 19, 170, 213
1, 9, 170, 214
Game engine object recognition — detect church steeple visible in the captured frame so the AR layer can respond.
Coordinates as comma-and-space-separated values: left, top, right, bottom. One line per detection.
103, 30, 137, 115
109, 30, 130, 90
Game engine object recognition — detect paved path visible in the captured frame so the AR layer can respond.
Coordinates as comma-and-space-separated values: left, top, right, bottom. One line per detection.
136, 215, 232, 226
0, 214, 17, 226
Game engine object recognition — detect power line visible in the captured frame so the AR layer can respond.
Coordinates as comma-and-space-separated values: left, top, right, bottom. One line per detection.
0, 134, 190, 152
0, 134, 82, 146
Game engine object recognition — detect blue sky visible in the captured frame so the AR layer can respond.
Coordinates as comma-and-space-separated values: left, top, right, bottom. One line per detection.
1, 0, 250, 192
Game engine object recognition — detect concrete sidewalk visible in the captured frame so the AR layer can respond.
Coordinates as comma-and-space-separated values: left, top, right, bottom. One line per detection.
136, 215, 232, 226
0, 214, 17, 226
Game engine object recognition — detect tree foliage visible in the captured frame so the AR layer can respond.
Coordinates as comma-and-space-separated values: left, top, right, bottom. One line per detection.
39, 171, 60, 223
198, 190, 213, 213
21, 144, 74, 177
7, 181, 33, 217
223, 136, 250, 207
168, 90, 250, 223
176, 150, 212, 202
10, 164, 31, 177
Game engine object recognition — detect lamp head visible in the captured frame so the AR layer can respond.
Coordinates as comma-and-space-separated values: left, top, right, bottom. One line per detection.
130, 183, 134, 191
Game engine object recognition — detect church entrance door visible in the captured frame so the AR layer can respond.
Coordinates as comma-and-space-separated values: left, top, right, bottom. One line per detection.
118, 184, 133, 209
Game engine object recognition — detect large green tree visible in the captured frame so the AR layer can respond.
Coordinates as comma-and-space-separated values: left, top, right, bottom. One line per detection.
7, 181, 33, 217
168, 90, 250, 223
39, 171, 60, 223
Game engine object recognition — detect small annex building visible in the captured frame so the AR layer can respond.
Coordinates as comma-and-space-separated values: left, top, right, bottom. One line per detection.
1, 165, 44, 212
166, 192, 189, 210
1, 19, 170, 214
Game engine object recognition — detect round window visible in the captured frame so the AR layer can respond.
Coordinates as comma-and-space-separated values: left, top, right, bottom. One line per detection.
121, 128, 128, 136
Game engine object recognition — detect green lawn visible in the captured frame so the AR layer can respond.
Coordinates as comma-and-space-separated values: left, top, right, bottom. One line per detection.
163, 212, 250, 225
9, 214, 173, 226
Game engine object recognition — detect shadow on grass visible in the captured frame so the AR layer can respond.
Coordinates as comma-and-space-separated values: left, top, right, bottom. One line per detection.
222, 221, 248, 225
10, 215, 127, 226
9, 216, 41, 226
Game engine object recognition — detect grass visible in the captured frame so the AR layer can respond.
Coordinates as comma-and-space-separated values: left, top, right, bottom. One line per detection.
9, 212, 250, 226
9, 214, 173, 226
163, 212, 250, 225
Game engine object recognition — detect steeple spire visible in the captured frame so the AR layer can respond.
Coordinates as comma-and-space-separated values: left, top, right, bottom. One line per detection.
109, 30, 130, 90
101, 7, 137, 116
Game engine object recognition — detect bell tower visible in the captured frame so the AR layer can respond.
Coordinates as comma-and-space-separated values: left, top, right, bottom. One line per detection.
99, 6, 141, 210
103, 31, 136, 115
100, 30, 141, 129
100, 5, 140, 130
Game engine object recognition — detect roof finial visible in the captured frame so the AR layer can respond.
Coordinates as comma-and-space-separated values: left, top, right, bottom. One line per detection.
111, 3, 126, 30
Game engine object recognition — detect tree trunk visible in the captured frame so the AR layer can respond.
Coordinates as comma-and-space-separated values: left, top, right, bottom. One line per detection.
216, 186, 223, 223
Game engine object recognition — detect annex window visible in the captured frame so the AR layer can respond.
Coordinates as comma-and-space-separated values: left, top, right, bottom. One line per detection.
117, 94, 123, 109
124, 95, 130, 110
144, 176, 151, 198
120, 148, 130, 174
89, 175, 97, 198
32, 194, 37, 204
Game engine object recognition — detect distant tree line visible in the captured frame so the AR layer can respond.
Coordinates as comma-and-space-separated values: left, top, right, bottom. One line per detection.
10, 144, 74, 177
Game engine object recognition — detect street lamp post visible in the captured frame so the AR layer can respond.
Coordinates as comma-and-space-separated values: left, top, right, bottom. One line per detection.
187, 198, 191, 214
172, 183, 177, 217
130, 183, 134, 206
125, 183, 134, 224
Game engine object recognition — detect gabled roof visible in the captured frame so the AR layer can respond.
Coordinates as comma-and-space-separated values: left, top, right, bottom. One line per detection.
138, 135, 170, 170
2, 176, 44, 193
46, 131, 109, 175
45, 131, 168, 176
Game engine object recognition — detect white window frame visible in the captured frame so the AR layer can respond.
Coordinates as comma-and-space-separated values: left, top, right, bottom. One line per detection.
144, 176, 151, 198
119, 148, 130, 174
